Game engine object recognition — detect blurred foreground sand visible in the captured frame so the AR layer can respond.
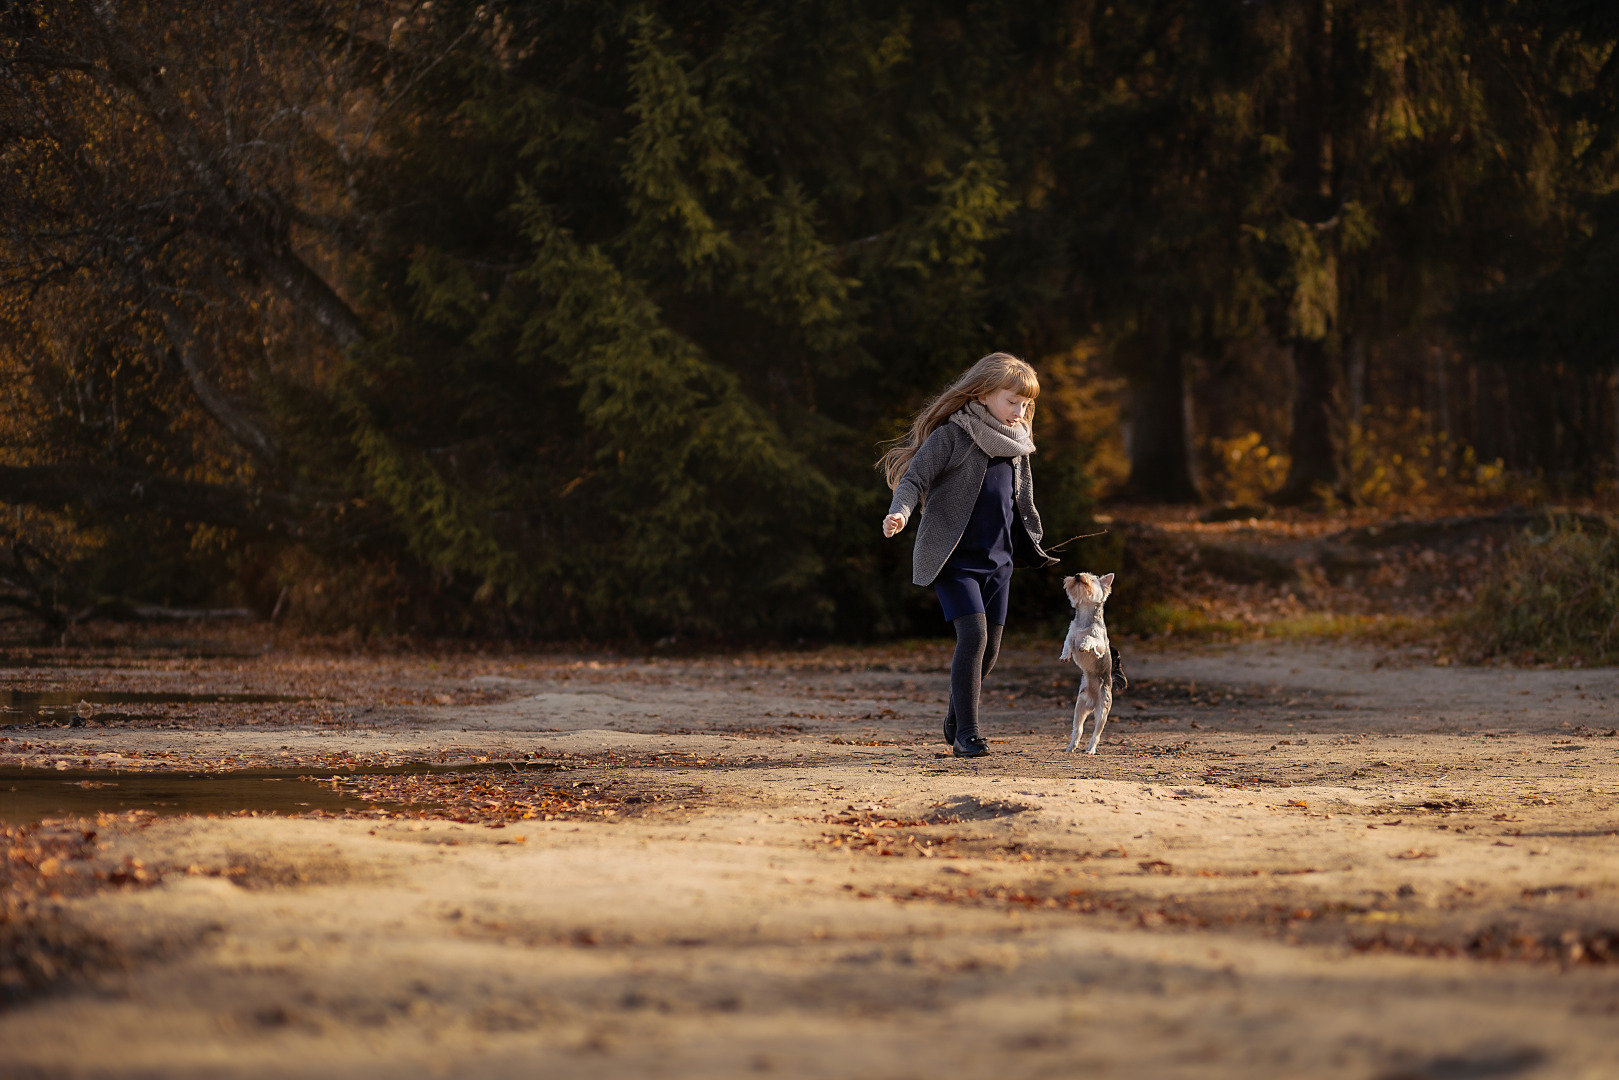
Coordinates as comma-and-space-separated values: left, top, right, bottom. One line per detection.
2, 640, 1616, 1079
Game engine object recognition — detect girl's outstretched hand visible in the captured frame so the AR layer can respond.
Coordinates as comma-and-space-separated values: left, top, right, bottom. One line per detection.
882, 513, 905, 538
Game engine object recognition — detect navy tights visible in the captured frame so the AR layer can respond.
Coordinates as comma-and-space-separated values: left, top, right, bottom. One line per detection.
945, 613, 1004, 744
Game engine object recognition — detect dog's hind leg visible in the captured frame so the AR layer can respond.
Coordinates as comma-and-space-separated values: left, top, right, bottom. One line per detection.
1083, 683, 1114, 755
1065, 675, 1092, 753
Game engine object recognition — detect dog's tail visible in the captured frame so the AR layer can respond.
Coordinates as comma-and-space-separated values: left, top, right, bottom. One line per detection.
1110, 645, 1128, 692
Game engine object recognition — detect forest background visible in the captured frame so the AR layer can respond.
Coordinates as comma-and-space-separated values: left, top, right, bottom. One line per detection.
3, 0, 1618, 644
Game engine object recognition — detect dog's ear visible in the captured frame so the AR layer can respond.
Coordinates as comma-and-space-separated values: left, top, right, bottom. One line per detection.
1061, 575, 1084, 607
1098, 572, 1114, 599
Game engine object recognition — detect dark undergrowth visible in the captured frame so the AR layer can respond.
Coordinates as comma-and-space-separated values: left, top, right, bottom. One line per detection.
1462, 516, 1619, 666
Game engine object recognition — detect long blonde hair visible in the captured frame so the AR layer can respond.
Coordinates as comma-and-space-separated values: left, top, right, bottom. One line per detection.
877, 352, 1040, 490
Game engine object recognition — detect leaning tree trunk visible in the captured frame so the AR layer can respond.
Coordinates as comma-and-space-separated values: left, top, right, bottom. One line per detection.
0, 465, 302, 537
1121, 330, 1202, 504
87, 9, 369, 351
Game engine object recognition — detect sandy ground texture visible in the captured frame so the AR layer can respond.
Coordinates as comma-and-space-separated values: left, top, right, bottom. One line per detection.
2, 637, 1618, 1079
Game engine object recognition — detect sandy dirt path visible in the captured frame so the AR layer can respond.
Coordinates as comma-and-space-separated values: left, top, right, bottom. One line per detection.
2, 639, 1617, 1079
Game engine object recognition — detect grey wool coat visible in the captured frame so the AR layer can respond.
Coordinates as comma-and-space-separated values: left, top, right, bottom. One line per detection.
887, 424, 1058, 586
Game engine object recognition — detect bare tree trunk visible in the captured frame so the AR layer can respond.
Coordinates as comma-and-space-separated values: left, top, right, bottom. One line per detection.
1121, 329, 1202, 504
1466, 362, 1480, 453
1182, 364, 1202, 496
1276, 0, 1350, 506
1611, 365, 1619, 485
1429, 344, 1450, 437
1586, 369, 1599, 492
1498, 363, 1519, 469
1346, 334, 1366, 431
1276, 336, 1350, 504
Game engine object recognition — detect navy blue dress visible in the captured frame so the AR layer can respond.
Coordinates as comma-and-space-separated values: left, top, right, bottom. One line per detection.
933, 457, 1015, 625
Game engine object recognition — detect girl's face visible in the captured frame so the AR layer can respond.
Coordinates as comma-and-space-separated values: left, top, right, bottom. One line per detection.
979, 387, 1033, 427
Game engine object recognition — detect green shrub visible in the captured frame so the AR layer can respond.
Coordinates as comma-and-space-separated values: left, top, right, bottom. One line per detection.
1465, 516, 1619, 664
1119, 602, 1247, 640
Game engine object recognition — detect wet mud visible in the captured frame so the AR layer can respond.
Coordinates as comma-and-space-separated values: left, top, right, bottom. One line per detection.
0, 761, 564, 823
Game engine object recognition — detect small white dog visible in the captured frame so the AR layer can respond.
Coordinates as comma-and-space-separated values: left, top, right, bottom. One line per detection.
1059, 572, 1115, 754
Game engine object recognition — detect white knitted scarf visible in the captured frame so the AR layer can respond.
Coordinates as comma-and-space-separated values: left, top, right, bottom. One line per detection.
948, 400, 1035, 458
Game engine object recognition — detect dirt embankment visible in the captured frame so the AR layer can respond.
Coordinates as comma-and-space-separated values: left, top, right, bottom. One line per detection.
1094, 506, 1612, 639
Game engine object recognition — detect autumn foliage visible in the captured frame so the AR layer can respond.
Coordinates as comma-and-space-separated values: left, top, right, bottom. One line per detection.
3, 2, 1618, 640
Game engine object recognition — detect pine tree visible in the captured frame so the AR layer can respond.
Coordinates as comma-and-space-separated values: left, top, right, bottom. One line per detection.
354, 1, 1048, 636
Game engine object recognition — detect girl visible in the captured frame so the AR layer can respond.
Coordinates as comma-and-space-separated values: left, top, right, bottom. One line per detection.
879, 353, 1056, 757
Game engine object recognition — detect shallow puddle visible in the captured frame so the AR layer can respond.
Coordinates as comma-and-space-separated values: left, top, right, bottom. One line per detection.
1, 769, 366, 821
0, 690, 316, 725
0, 762, 558, 823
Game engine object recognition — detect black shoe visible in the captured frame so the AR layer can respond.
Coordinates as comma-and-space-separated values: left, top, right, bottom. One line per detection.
1110, 645, 1128, 692
943, 711, 957, 746
952, 734, 989, 758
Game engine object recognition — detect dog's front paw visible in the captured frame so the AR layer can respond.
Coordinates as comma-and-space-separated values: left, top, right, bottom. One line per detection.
1083, 748, 1098, 755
